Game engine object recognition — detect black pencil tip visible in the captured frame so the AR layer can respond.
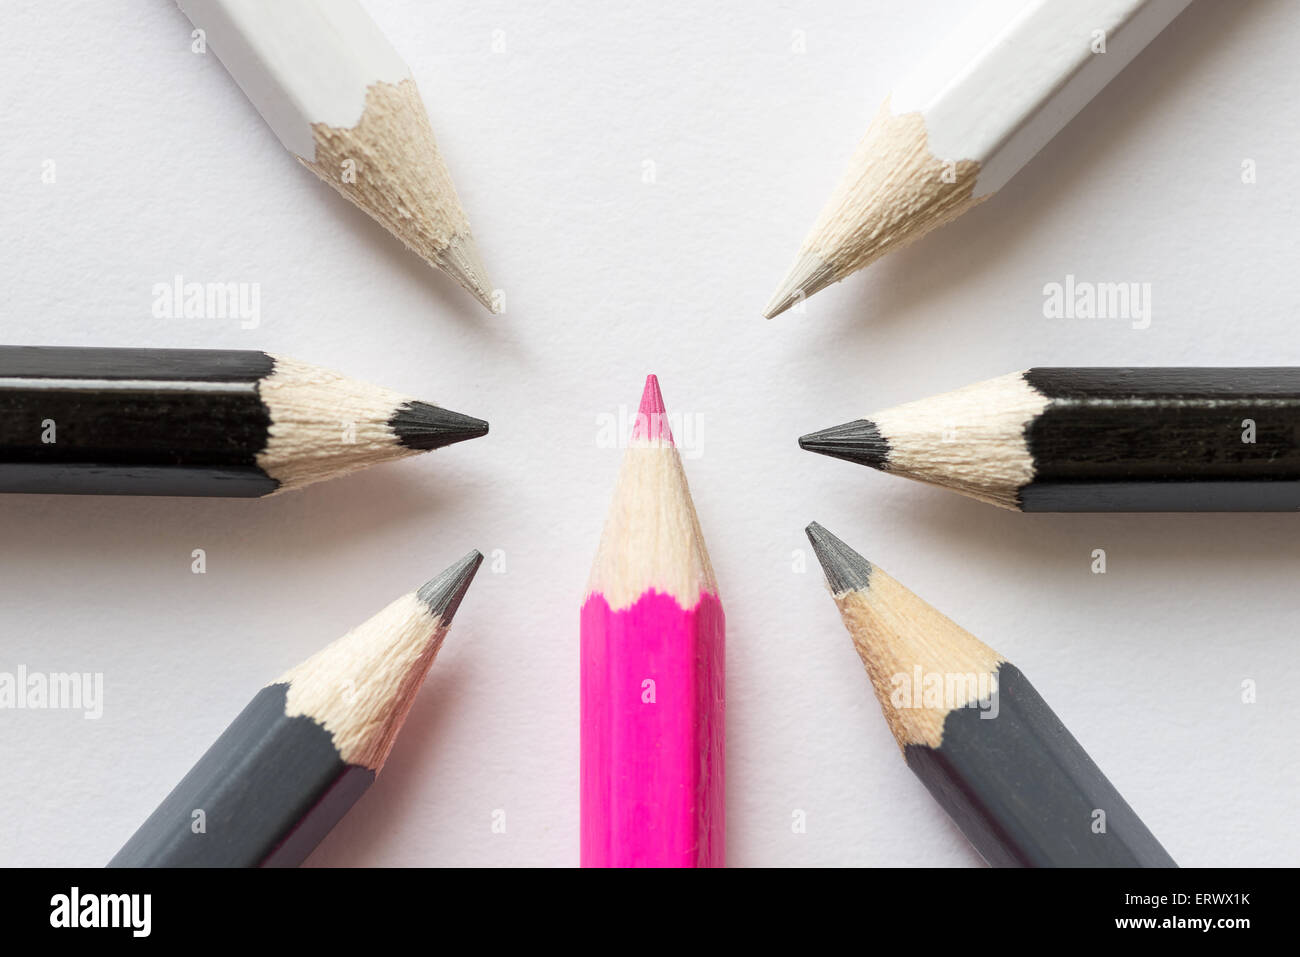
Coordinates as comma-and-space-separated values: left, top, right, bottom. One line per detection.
805, 523, 873, 594
391, 401, 489, 451
417, 550, 484, 622
798, 419, 890, 468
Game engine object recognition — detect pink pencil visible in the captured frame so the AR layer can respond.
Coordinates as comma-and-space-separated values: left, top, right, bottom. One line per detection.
581, 375, 725, 867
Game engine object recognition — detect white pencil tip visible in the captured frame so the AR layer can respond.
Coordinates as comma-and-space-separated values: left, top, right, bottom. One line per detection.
434, 232, 497, 313
763, 251, 835, 318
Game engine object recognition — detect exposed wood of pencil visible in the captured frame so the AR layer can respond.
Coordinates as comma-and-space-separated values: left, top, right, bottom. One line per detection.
108, 550, 482, 868
585, 378, 717, 610
581, 375, 724, 867
806, 522, 1176, 867
0, 346, 487, 497
764, 0, 1191, 317
765, 101, 983, 318
800, 368, 1300, 511
178, 0, 495, 310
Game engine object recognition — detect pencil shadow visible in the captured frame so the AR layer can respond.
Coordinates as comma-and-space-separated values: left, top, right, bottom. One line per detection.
307, 182, 528, 362
932, 815, 989, 869
865, 481, 1300, 591
300, 646, 473, 867
0, 462, 482, 575
813, 0, 1282, 341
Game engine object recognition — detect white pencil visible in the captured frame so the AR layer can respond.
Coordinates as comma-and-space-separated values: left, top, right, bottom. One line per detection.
179, 0, 495, 311
765, 0, 1191, 318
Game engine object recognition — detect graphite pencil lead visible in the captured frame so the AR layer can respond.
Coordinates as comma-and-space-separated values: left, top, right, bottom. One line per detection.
805, 522, 873, 594
390, 401, 489, 451
417, 550, 484, 622
763, 251, 836, 319
433, 232, 496, 313
799, 420, 889, 468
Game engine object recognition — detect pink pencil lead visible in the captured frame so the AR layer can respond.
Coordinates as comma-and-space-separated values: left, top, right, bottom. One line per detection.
632, 374, 674, 446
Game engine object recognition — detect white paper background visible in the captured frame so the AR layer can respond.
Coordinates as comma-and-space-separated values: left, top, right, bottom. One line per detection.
1, 0, 1297, 867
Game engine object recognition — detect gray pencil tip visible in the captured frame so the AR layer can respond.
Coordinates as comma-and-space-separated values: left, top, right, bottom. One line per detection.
417, 550, 484, 622
763, 251, 836, 318
805, 523, 873, 594
799, 419, 890, 469
390, 401, 489, 451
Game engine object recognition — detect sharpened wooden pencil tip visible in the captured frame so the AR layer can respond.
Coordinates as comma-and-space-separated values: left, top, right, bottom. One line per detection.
799, 419, 890, 468
763, 251, 836, 318
805, 522, 873, 594
632, 374, 674, 445
298, 78, 496, 314
434, 232, 497, 313
390, 401, 489, 451
417, 550, 484, 622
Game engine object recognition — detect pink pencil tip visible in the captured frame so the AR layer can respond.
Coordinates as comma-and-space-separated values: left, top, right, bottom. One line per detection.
632, 374, 674, 445
638, 375, 665, 416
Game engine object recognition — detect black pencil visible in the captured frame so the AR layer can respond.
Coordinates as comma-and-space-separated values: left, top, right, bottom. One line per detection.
805, 523, 1176, 867
108, 550, 482, 867
799, 368, 1300, 511
0, 346, 487, 496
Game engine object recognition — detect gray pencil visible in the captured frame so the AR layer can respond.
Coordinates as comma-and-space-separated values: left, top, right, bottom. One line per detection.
806, 523, 1175, 868
109, 551, 483, 868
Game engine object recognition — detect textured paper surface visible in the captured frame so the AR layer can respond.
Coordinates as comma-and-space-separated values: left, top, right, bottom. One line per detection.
1, 0, 1297, 867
